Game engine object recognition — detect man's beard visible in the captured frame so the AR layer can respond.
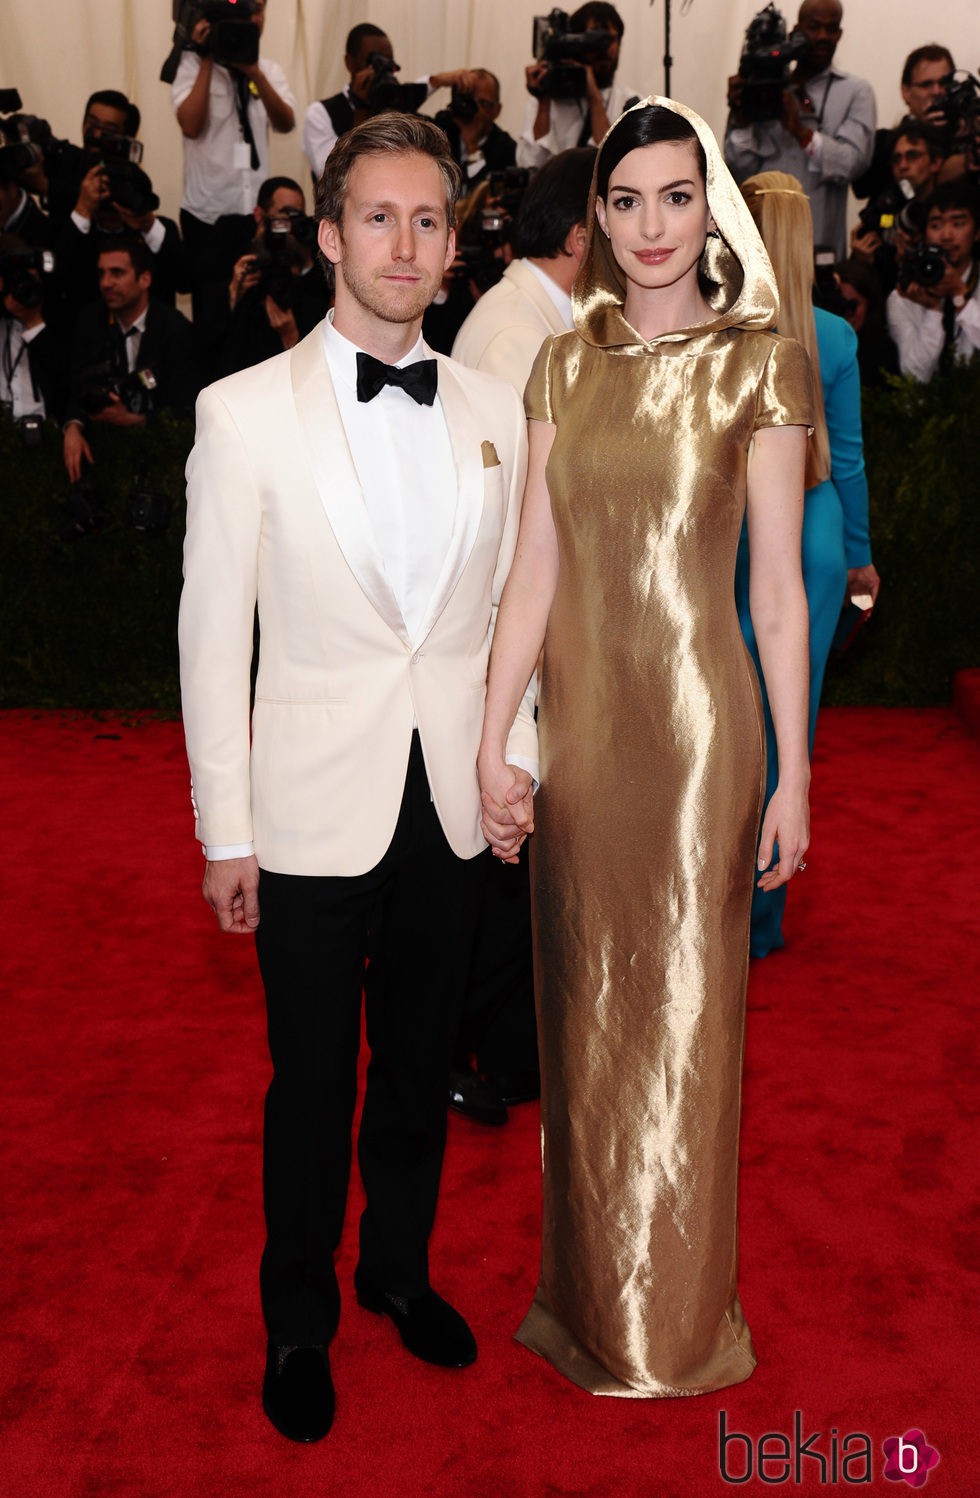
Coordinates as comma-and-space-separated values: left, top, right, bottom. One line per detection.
336, 237, 437, 325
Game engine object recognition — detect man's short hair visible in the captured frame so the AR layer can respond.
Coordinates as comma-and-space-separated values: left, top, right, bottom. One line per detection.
893, 123, 945, 158
901, 45, 954, 88
513, 147, 596, 259
926, 177, 980, 225
314, 112, 463, 229
257, 176, 305, 211
345, 23, 387, 58
97, 233, 153, 279
569, 2, 625, 39
83, 89, 140, 139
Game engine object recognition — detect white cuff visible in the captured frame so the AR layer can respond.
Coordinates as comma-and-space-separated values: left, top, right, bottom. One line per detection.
204, 841, 255, 860
70, 210, 92, 235
143, 217, 166, 253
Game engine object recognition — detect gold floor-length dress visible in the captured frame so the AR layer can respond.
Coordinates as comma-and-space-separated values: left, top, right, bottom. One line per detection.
515, 98, 813, 1399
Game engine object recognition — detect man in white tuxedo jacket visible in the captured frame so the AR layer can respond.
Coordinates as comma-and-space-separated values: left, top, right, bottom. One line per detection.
178, 114, 536, 1444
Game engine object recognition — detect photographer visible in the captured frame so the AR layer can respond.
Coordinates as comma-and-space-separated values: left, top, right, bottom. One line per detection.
886, 179, 980, 382
302, 23, 479, 178
434, 70, 517, 188
849, 124, 944, 297
724, 0, 875, 259
45, 90, 141, 220
855, 45, 956, 203
0, 144, 53, 252
202, 176, 328, 379
517, 3, 638, 170
0, 233, 66, 424
172, 0, 295, 301
63, 237, 198, 483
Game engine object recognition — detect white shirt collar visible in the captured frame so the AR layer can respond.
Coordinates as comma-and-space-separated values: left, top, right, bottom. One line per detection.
523, 258, 574, 329
322, 309, 428, 391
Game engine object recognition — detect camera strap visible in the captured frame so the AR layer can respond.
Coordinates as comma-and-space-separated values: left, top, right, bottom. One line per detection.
234, 74, 260, 172
1, 321, 41, 404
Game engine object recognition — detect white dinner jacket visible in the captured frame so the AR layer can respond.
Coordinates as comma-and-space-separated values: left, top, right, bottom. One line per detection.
451, 259, 570, 394
178, 324, 535, 876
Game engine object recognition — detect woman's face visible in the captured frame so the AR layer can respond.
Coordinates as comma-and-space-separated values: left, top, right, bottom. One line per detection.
596, 140, 713, 296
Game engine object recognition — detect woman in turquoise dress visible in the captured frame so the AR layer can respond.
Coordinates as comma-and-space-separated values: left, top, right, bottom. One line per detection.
735, 172, 881, 958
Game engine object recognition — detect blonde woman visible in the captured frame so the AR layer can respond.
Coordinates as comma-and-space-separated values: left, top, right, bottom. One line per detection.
738, 171, 880, 957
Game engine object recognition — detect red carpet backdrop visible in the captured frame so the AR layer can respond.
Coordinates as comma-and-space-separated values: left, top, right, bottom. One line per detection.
1, 706, 976, 1496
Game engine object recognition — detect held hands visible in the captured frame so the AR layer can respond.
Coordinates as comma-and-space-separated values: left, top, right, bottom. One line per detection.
756, 780, 810, 893
478, 755, 534, 864
203, 855, 260, 933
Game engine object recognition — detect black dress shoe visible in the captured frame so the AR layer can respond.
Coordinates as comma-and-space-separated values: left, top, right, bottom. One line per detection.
262, 1342, 335, 1442
448, 1066, 508, 1126
486, 1068, 541, 1106
354, 1274, 477, 1368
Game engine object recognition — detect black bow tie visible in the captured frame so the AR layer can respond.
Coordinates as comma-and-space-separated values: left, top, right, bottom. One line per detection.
355, 351, 438, 406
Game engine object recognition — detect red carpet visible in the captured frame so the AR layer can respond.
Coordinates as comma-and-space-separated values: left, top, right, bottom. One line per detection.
1, 707, 976, 1496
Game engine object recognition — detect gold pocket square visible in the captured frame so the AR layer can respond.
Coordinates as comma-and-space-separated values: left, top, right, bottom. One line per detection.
481, 440, 501, 469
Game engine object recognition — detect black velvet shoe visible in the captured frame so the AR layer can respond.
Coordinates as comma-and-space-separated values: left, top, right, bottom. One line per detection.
262, 1342, 335, 1442
448, 1066, 508, 1126
354, 1274, 477, 1368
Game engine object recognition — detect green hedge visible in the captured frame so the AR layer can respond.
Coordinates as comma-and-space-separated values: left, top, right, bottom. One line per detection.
1, 360, 977, 714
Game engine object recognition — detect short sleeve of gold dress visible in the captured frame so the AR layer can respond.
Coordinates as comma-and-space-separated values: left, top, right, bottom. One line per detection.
516, 98, 813, 1398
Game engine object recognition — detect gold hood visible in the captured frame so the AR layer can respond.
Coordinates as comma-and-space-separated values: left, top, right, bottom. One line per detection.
573, 95, 780, 348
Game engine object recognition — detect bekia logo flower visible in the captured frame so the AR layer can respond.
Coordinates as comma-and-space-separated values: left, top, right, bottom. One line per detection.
882, 1429, 941, 1487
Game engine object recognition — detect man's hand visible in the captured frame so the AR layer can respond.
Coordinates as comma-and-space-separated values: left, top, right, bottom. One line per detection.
525, 61, 550, 99
849, 225, 880, 261
430, 68, 481, 94
727, 74, 748, 127
64, 422, 93, 483
203, 855, 260, 933
781, 87, 812, 147
229, 253, 260, 309
75, 162, 110, 220
478, 757, 534, 864
113, 201, 156, 236
265, 295, 299, 349
91, 393, 146, 427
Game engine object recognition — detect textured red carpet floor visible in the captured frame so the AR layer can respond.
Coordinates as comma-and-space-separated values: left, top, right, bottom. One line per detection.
1, 707, 976, 1497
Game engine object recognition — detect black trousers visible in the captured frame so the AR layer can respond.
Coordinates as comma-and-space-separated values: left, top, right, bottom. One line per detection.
254, 734, 485, 1345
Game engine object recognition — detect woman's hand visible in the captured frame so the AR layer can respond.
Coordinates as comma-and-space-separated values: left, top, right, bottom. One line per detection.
478, 752, 534, 864
847, 562, 880, 606
757, 780, 810, 892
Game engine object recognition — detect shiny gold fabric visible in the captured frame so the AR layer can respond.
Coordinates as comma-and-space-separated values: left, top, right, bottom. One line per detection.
516, 97, 813, 1397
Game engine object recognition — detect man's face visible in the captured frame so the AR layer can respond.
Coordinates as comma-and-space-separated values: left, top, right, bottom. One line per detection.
925, 205, 979, 274
583, 18, 620, 90
901, 57, 953, 121
456, 75, 501, 127
98, 250, 150, 318
891, 135, 939, 195
82, 102, 128, 143
318, 151, 455, 329
796, 0, 843, 72
256, 185, 305, 230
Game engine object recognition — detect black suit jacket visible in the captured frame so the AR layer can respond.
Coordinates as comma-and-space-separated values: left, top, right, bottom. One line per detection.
66, 298, 200, 425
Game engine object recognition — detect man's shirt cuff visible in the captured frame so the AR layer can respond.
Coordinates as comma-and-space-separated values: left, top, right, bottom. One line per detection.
204, 841, 255, 860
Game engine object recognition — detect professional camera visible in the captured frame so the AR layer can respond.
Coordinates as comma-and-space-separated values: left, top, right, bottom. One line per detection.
736, 4, 808, 125
248, 211, 314, 310
0, 91, 54, 180
811, 245, 851, 320
161, 0, 260, 78
896, 243, 946, 291
941, 71, 980, 170
449, 88, 480, 123
0, 244, 55, 307
75, 358, 159, 417
81, 131, 159, 218
487, 166, 532, 216
857, 178, 925, 240
530, 9, 617, 101
126, 474, 172, 533
359, 52, 427, 116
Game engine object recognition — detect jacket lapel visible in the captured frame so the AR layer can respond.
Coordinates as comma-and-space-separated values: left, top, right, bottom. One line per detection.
412, 347, 486, 649
289, 327, 410, 645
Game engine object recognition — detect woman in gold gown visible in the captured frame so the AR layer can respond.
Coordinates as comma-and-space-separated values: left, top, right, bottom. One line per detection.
478, 98, 813, 1398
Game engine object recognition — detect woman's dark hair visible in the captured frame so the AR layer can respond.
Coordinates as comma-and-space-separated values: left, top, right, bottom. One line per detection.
596, 106, 706, 201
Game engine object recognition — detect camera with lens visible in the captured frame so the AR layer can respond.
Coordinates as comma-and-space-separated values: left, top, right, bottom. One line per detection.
248, 211, 314, 310
487, 167, 532, 216
530, 9, 617, 100
75, 359, 159, 418
736, 3, 808, 125
0, 91, 54, 181
126, 478, 172, 533
449, 89, 480, 123
82, 131, 159, 218
0, 245, 55, 308
857, 178, 925, 240
360, 52, 427, 116
811, 244, 851, 320
897, 243, 947, 291
940, 71, 980, 169
188, 0, 260, 68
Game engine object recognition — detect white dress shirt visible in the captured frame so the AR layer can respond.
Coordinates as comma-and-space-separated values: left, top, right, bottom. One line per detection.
886, 277, 980, 383
0, 319, 46, 419
172, 53, 296, 221
524, 258, 574, 328
516, 77, 639, 169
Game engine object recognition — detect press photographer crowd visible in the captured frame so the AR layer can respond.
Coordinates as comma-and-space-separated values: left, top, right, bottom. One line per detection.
1, 0, 978, 487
